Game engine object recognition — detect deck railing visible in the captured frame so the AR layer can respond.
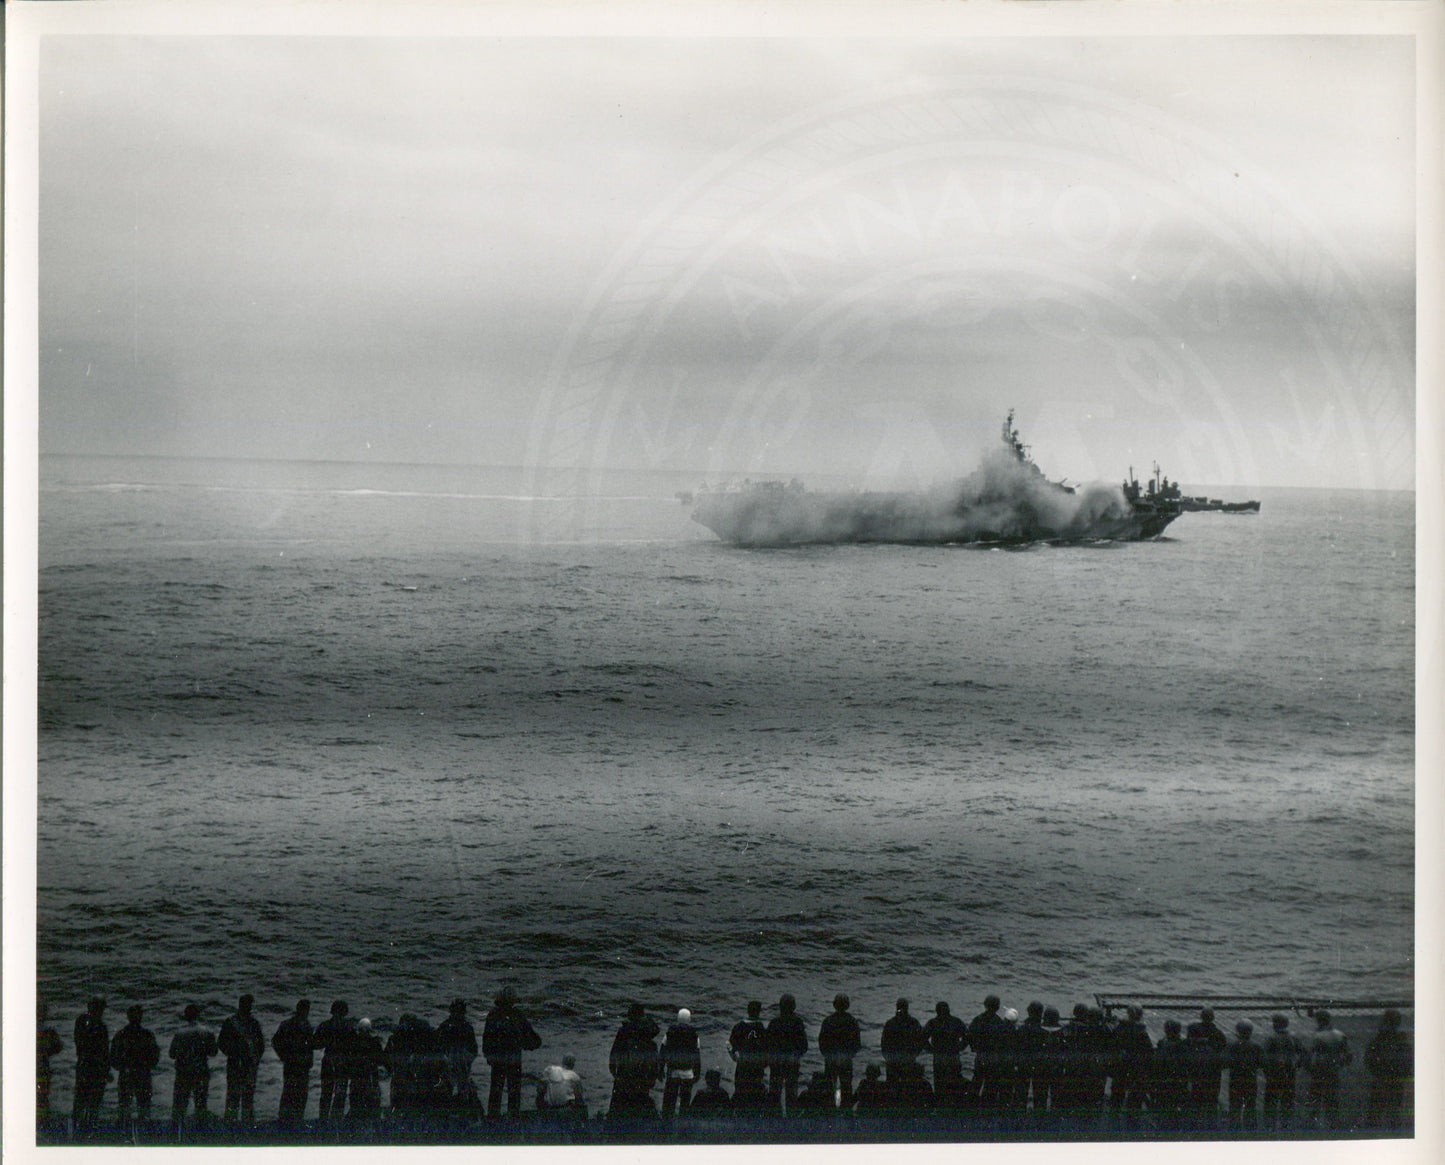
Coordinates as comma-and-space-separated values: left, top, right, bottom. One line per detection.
1093, 993, 1413, 1019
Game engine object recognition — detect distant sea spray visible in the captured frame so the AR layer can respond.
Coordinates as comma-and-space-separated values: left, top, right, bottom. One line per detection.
692, 448, 1134, 547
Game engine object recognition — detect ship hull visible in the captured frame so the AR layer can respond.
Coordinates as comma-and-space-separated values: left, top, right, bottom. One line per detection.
692, 488, 1181, 548
690, 413, 1186, 548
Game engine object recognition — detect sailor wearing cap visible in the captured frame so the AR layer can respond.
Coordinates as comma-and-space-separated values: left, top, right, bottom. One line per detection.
662, 1008, 702, 1117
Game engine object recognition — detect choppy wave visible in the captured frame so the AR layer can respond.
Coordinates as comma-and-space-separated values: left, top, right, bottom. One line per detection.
34, 471, 1414, 1121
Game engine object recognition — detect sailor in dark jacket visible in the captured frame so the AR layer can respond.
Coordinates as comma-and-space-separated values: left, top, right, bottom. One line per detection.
436, 999, 479, 1106
853, 1063, 888, 1113
169, 1003, 220, 1131
218, 993, 265, 1126
608, 1003, 661, 1118
1150, 1019, 1189, 1131
348, 1018, 386, 1124
1034, 1006, 1069, 1126
1225, 1020, 1264, 1131
728, 1001, 769, 1109
796, 1070, 836, 1113
1012, 1002, 1048, 1120
818, 994, 862, 1108
1304, 1010, 1352, 1130
881, 998, 928, 1082
766, 993, 809, 1115
1055, 1004, 1107, 1126
1363, 1009, 1412, 1130
689, 1068, 732, 1114
384, 1013, 434, 1113
996, 1007, 1024, 1121
924, 1001, 970, 1100
891, 1063, 936, 1112
1261, 1014, 1303, 1131
271, 999, 313, 1129
72, 997, 111, 1134
967, 995, 1012, 1113
1107, 1005, 1154, 1130
37, 1002, 63, 1127
1184, 1008, 1228, 1129
110, 1005, 160, 1130
313, 1000, 356, 1124
482, 987, 541, 1117
1081, 1007, 1113, 1119
661, 1008, 703, 1117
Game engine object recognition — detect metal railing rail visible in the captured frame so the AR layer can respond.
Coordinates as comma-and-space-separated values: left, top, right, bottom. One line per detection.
1094, 993, 1413, 1018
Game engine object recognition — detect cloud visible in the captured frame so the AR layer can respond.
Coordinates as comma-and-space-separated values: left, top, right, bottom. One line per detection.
36, 35, 1414, 485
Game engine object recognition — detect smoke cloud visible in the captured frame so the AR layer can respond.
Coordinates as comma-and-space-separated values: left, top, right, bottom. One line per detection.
693, 448, 1136, 547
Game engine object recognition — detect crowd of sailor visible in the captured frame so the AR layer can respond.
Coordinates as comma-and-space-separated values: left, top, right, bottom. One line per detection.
39, 988, 1413, 1140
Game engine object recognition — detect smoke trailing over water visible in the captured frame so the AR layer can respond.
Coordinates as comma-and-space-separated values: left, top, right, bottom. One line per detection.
693, 449, 1135, 547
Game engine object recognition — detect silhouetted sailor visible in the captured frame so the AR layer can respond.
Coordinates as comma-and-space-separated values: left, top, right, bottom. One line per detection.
1049, 1005, 1085, 1117
536, 1054, 586, 1120
37, 1002, 63, 1127
384, 1013, 432, 1113
169, 1003, 219, 1132
1150, 1019, 1189, 1132
609, 1003, 661, 1119
728, 1001, 769, 1110
348, 1018, 385, 1124
1054, 1004, 1106, 1127
271, 999, 313, 1130
218, 993, 264, 1126
881, 998, 927, 1083
1364, 1009, 1412, 1130
853, 1063, 887, 1113
1084, 1007, 1113, 1118
967, 995, 1012, 1113
689, 1068, 732, 1114
767, 993, 808, 1115
313, 1000, 356, 1124
1184, 1007, 1227, 1128
1304, 1010, 1351, 1130
72, 997, 110, 1134
417, 1018, 448, 1107
923, 1001, 969, 1099
437, 998, 479, 1106
891, 1063, 935, 1112
661, 1007, 702, 1117
1034, 1011, 1069, 1133
1107, 1005, 1153, 1130
997, 1006, 1023, 1122
1013, 1001, 1048, 1122
818, 994, 862, 1108
110, 1005, 160, 1132
1225, 1019, 1263, 1130
796, 1070, 835, 1113
483, 987, 541, 1118
1261, 1014, 1302, 1131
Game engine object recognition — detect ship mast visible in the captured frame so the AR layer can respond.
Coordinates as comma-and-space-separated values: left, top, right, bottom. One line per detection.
1002, 409, 1030, 463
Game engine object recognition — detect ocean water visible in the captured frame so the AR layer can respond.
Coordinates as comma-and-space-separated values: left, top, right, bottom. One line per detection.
35, 455, 1414, 1116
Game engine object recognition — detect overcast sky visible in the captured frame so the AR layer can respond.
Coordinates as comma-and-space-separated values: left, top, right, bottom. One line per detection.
37, 31, 1417, 489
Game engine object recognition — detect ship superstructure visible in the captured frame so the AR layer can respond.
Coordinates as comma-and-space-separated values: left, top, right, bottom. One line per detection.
691, 414, 1187, 547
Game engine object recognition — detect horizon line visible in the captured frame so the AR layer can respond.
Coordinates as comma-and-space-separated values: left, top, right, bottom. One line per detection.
35, 451, 1414, 495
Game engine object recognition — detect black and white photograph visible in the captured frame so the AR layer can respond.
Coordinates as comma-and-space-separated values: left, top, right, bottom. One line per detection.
4, 0, 1439, 1157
